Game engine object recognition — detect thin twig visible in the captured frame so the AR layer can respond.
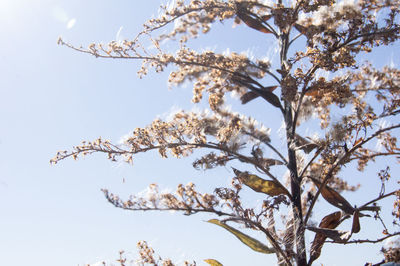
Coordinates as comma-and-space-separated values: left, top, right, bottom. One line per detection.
326, 231, 400, 244
304, 124, 400, 225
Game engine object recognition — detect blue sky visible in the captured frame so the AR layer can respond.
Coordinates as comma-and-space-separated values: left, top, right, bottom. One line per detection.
0, 0, 399, 265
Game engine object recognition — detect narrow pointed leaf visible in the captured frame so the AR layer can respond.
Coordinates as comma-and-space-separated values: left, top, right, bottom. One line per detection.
258, 89, 282, 108
294, 23, 307, 34
352, 210, 360, 233
305, 87, 320, 97
236, 11, 272, 34
207, 219, 275, 254
240, 86, 278, 104
204, 259, 223, 266
240, 91, 259, 104
310, 177, 355, 214
261, 14, 272, 22
233, 168, 288, 196
260, 158, 284, 167
294, 134, 319, 154
309, 211, 343, 264
276, 69, 286, 75
307, 226, 352, 243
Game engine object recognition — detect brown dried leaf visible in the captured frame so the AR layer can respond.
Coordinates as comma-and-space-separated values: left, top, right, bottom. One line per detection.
307, 227, 352, 243
294, 23, 307, 34
352, 210, 360, 234
240, 86, 278, 104
294, 134, 319, 153
259, 90, 282, 108
261, 15, 272, 22
310, 177, 355, 214
236, 11, 272, 34
309, 211, 343, 264
240, 91, 259, 104
260, 158, 285, 167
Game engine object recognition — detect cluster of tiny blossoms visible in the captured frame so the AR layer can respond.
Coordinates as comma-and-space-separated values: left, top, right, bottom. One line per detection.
101, 179, 283, 228
294, 0, 400, 72
102, 183, 223, 216
135, 241, 195, 266
167, 48, 270, 110
50, 110, 271, 166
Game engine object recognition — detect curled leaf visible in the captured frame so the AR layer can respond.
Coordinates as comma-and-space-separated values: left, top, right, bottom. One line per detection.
352, 210, 360, 233
310, 177, 355, 214
294, 134, 319, 154
233, 168, 288, 196
236, 10, 272, 34
204, 259, 223, 266
207, 219, 275, 254
309, 211, 344, 264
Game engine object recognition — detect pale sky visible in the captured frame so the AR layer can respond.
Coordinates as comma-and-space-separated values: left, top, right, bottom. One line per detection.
0, 1, 399, 265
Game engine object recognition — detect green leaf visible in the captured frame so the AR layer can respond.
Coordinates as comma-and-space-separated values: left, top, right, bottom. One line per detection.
204, 259, 223, 266
307, 226, 352, 243
232, 168, 288, 196
207, 219, 275, 254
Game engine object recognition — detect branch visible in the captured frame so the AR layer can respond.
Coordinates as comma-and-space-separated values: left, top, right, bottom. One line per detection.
59, 39, 265, 83
142, 4, 230, 35
298, 147, 323, 180
358, 190, 398, 211
292, 64, 319, 136
326, 231, 400, 245
304, 124, 400, 224
242, 129, 288, 165
350, 152, 400, 163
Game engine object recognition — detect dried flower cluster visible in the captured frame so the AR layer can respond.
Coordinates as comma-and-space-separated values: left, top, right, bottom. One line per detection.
87, 241, 195, 266
56, 0, 400, 265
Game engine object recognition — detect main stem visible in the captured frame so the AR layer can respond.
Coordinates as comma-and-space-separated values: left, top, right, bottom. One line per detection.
279, 32, 307, 266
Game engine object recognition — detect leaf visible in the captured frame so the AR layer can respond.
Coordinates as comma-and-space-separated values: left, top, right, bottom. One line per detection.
353, 137, 364, 146
294, 23, 307, 34
207, 219, 275, 254
307, 227, 352, 243
310, 177, 355, 214
276, 68, 288, 76
236, 11, 272, 34
240, 86, 278, 104
309, 211, 343, 264
305, 88, 319, 97
260, 158, 285, 167
240, 91, 259, 104
352, 210, 360, 233
204, 259, 223, 266
258, 89, 282, 108
232, 168, 288, 196
294, 134, 319, 154
261, 14, 272, 22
